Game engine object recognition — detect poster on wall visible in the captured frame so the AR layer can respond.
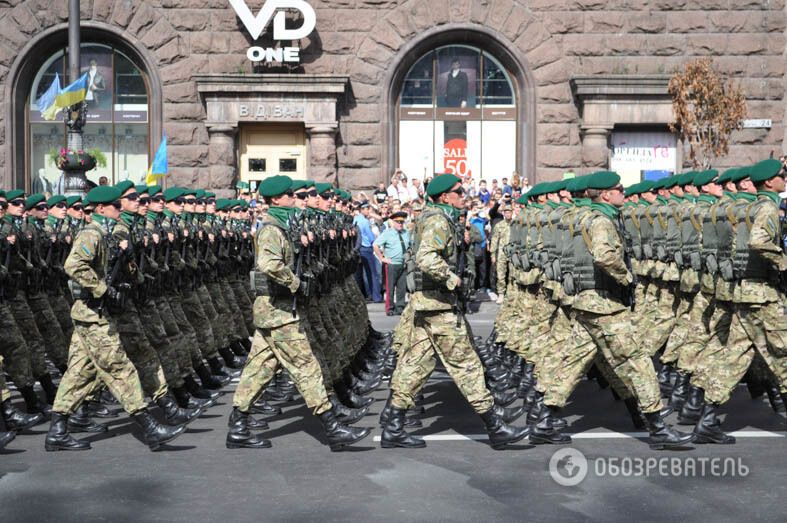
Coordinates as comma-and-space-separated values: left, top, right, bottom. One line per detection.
436, 48, 478, 109
79, 46, 113, 122
610, 131, 677, 186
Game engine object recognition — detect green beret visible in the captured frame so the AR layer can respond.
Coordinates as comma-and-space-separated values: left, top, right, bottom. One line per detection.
315, 182, 334, 195
749, 159, 783, 183
66, 195, 82, 207
114, 180, 135, 195
550, 179, 568, 193
693, 169, 718, 187
717, 168, 736, 184
624, 183, 641, 197
25, 193, 46, 210
4, 189, 25, 201
163, 187, 186, 202
215, 198, 231, 211
135, 185, 148, 195
82, 195, 91, 206
182, 188, 197, 197
426, 173, 462, 198
662, 176, 679, 189
586, 171, 621, 190
526, 182, 547, 199
236, 181, 250, 191
205, 192, 216, 199
147, 184, 163, 196
303, 180, 316, 188
87, 186, 122, 205
259, 175, 293, 198
639, 180, 657, 193
729, 167, 750, 183
228, 199, 242, 210
194, 189, 206, 199
0, 189, 4, 198
46, 195, 67, 207
291, 180, 310, 191
515, 194, 529, 204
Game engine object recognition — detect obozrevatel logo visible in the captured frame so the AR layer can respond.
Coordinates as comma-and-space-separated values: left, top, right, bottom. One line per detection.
549, 448, 588, 487
229, 0, 316, 63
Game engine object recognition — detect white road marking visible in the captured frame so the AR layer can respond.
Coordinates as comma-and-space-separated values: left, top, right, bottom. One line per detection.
372, 430, 787, 442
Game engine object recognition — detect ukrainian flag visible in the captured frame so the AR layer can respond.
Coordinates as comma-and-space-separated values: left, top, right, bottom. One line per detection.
39, 73, 89, 121
37, 73, 61, 121
146, 137, 167, 185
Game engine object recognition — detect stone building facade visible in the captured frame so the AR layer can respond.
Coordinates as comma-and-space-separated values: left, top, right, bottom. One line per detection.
1, 0, 785, 193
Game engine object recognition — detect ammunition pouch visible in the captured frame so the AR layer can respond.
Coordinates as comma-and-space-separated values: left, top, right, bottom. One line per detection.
656, 244, 667, 262
674, 251, 685, 268
250, 270, 291, 298
643, 244, 654, 260
632, 245, 643, 261
551, 259, 562, 282
718, 259, 735, 282
562, 272, 577, 296
689, 251, 703, 272
705, 254, 718, 276
68, 280, 87, 301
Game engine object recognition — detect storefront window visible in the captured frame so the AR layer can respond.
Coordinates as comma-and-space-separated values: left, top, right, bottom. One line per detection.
398, 45, 516, 182
28, 44, 149, 193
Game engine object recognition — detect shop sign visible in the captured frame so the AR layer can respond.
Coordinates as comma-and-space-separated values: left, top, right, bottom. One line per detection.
238, 103, 305, 120
444, 138, 471, 178
229, 0, 316, 63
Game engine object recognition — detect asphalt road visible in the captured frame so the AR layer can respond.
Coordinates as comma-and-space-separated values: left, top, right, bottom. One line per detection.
1, 302, 785, 523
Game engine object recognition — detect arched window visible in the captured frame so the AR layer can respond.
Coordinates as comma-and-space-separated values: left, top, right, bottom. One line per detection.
397, 44, 517, 182
28, 43, 150, 194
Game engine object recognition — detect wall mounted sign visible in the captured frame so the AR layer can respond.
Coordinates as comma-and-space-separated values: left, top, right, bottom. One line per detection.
229, 0, 316, 63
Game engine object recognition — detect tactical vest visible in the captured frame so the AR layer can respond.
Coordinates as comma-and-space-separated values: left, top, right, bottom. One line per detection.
405, 208, 459, 292
664, 200, 683, 263
714, 199, 743, 282
732, 198, 778, 281
543, 206, 567, 281
566, 211, 626, 297
701, 201, 722, 276
250, 220, 296, 298
637, 204, 655, 262
622, 205, 643, 261
559, 205, 592, 295
679, 201, 707, 271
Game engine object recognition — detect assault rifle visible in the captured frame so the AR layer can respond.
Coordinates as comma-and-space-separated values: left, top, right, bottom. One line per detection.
454, 231, 468, 328
98, 240, 127, 318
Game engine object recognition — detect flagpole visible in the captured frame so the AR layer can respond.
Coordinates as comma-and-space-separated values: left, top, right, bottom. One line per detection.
62, 0, 91, 196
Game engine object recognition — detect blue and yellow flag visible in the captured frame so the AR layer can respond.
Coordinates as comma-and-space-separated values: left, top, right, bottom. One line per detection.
39, 72, 89, 121
146, 137, 167, 185
37, 73, 61, 121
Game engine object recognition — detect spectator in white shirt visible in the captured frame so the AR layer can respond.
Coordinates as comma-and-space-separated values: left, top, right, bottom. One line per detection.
387, 173, 410, 203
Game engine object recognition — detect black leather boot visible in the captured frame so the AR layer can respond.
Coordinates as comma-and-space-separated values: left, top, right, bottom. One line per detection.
380, 406, 426, 449
746, 377, 765, 399
184, 375, 221, 400
352, 373, 382, 395
45, 412, 91, 451
330, 395, 368, 425
99, 388, 119, 405
765, 385, 786, 417
219, 346, 243, 369
499, 401, 527, 423
480, 405, 530, 449
227, 406, 268, 430
155, 395, 201, 426
226, 408, 272, 448
378, 394, 422, 428
665, 371, 690, 415
529, 404, 571, 445
19, 385, 51, 418
335, 381, 374, 409
319, 409, 372, 451
658, 364, 673, 398
492, 389, 518, 407
67, 404, 108, 433
1, 399, 44, 431
209, 356, 239, 380
230, 339, 249, 357
643, 411, 695, 450
174, 385, 214, 410
36, 373, 58, 405
0, 415, 14, 450
196, 364, 228, 390
517, 362, 535, 399
624, 398, 646, 430
85, 400, 117, 418
132, 409, 186, 451
678, 385, 705, 425
250, 398, 282, 418
694, 403, 735, 444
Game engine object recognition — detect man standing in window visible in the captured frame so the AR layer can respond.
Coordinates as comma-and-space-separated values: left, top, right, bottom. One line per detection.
374, 211, 411, 316
444, 59, 468, 108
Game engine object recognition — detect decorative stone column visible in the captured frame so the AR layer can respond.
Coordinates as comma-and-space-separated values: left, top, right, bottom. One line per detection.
306, 125, 338, 184
207, 124, 237, 195
580, 125, 613, 168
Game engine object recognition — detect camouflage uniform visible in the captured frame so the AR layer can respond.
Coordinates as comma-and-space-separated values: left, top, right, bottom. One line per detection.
390, 204, 494, 414
52, 217, 147, 415
489, 217, 511, 297
233, 215, 332, 415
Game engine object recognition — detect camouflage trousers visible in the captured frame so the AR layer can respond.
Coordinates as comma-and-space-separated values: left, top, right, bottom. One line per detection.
633, 280, 678, 357
116, 306, 169, 402
229, 278, 255, 336
675, 291, 723, 375
50, 293, 74, 348
26, 292, 69, 370
154, 295, 192, 379
693, 299, 787, 404
573, 308, 662, 413
526, 288, 559, 371
539, 305, 632, 407
495, 257, 509, 297
233, 322, 331, 415
220, 279, 249, 341
52, 319, 147, 416
206, 280, 233, 347
0, 303, 35, 388
391, 302, 415, 356
500, 283, 535, 357
0, 355, 11, 402
182, 289, 217, 360
197, 283, 226, 352
168, 296, 205, 369
137, 298, 184, 389
493, 281, 518, 344
7, 293, 48, 377
661, 290, 699, 367
391, 310, 494, 414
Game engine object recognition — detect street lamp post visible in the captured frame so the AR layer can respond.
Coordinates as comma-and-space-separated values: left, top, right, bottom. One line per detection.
59, 0, 93, 196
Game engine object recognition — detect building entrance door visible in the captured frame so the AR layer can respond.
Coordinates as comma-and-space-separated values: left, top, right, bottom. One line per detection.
239, 124, 306, 188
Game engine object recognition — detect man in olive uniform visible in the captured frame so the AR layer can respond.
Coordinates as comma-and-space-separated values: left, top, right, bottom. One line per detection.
688, 159, 787, 443
489, 203, 513, 304
45, 185, 188, 451
227, 175, 371, 451
44, 194, 75, 349
382, 173, 529, 450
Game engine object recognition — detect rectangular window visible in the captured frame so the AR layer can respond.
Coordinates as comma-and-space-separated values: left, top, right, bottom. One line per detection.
249, 158, 266, 172
279, 159, 297, 172
114, 124, 149, 185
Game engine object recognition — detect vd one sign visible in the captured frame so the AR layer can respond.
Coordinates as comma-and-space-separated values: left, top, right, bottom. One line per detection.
229, 0, 317, 63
